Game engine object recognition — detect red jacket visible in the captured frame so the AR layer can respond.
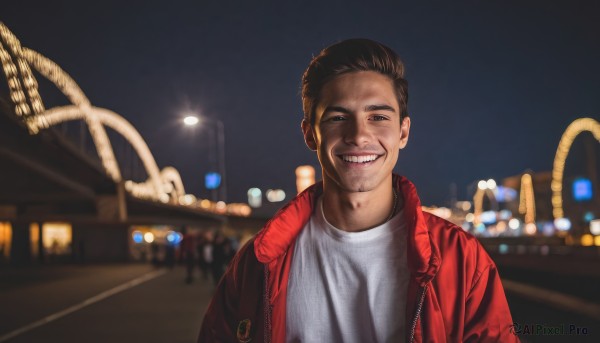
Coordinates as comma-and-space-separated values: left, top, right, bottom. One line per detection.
199, 175, 519, 342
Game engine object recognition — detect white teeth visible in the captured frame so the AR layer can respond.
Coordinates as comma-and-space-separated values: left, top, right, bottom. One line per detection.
342, 155, 378, 163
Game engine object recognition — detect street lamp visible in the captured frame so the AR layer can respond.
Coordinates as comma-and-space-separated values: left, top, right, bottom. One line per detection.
183, 116, 199, 126
182, 114, 227, 202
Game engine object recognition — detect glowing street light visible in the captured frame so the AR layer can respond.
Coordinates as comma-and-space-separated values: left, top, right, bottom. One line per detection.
144, 232, 155, 243
508, 218, 520, 230
524, 223, 537, 235
554, 217, 571, 231
296, 166, 315, 194
266, 189, 286, 202
183, 115, 199, 126
477, 180, 488, 190
248, 188, 262, 208
182, 113, 227, 202
591, 219, 600, 235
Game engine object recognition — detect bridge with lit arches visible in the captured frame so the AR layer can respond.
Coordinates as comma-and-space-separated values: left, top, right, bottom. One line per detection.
0, 22, 250, 217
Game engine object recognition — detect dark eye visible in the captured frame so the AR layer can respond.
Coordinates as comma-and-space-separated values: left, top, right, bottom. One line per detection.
372, 115, 388, 121
330, 115, 346, 121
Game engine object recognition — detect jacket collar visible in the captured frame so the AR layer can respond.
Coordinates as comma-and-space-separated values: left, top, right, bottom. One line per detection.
254, 174, 440, 280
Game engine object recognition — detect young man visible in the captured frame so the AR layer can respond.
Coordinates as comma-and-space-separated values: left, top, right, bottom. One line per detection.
199, 39, 518, 342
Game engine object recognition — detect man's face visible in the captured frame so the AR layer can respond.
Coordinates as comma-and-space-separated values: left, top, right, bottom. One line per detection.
302, 71, 410, 193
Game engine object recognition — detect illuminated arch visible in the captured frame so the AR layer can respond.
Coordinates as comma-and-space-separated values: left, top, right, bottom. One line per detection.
0, 22, 187, 203
160, 167, 186, 199
519, 173, 535, 224
551, 118, 600, 219
30, 105, 168, 197
473, 187, 498, 225
0, 23, 44, 117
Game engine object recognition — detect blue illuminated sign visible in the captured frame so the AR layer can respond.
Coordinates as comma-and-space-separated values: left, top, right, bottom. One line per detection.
584, 211, 595, 223
166, 232, 176, 243
572, 178, 592, 201
480, 211, 497, 224
132, 231, 143, 244
205, 172, 221, 190
494, 186, 517, 202
166, 231, 183, 245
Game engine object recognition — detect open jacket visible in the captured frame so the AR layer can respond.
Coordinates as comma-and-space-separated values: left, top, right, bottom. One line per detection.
199, 175, 519, 342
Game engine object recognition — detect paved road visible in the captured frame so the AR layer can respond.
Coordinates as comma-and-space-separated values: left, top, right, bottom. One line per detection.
498, 264, 599, 343
507, 292, 598, 343
1, 263, 598, 342
0, 264, 214, 343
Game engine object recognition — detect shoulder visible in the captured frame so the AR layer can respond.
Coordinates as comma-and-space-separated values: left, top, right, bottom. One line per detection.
423, 212, 495, 276
209, 236, 265, 319
227, 237, 263, 289
199, 237, 265, 342
423, 212, 479, 249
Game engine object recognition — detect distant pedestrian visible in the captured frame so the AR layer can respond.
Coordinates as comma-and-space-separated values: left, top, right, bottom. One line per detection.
165, 242, 175, 269
181, 230, 196, 284
197, 233, 210, 280
150, 241, 160, 267
210, 232, 228, 285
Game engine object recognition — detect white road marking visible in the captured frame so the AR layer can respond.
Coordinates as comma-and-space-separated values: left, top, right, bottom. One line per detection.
0, 269, 167, 342
503, 278, 600, 321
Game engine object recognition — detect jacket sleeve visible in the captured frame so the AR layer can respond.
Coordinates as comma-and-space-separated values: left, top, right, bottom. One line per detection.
198, 238, 264, 343
463, 255, 520, 343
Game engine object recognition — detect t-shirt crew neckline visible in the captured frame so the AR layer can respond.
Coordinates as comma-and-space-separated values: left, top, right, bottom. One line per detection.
318, 197, 405, 243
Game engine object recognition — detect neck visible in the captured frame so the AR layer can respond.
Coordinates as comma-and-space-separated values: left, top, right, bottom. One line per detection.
321, 178, 399, 232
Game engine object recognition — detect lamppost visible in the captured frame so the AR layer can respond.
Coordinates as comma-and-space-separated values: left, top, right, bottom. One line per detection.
183, 115, 227, 202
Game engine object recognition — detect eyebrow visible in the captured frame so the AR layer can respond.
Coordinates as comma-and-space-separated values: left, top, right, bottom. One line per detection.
323, 106, 351, 115
364, 104, 396, 113
323, 104, 397, 115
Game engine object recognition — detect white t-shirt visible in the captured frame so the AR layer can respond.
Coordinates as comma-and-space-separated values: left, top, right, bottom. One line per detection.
286, 198, 409, 343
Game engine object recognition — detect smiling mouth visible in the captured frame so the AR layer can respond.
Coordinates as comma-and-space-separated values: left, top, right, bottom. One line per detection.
339, 154, 381, 163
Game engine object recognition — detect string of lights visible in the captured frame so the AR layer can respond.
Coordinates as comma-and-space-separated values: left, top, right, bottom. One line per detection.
551, 118, 600, 219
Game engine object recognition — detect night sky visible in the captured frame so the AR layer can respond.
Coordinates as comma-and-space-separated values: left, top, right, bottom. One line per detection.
2, 1, 599, 207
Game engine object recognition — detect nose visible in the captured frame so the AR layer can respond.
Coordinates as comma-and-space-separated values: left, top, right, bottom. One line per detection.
343, 118, 372, 146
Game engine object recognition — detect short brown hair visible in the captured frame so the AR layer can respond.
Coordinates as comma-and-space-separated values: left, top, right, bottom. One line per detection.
301, 39, 408, 126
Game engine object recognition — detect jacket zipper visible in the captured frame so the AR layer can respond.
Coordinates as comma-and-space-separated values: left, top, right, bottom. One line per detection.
263, 266, 272, 343
409, 284, 428, 343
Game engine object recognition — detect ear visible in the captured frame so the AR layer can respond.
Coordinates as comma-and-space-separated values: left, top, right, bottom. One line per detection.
301, 119, 317, 151
398, 117, 411, 149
